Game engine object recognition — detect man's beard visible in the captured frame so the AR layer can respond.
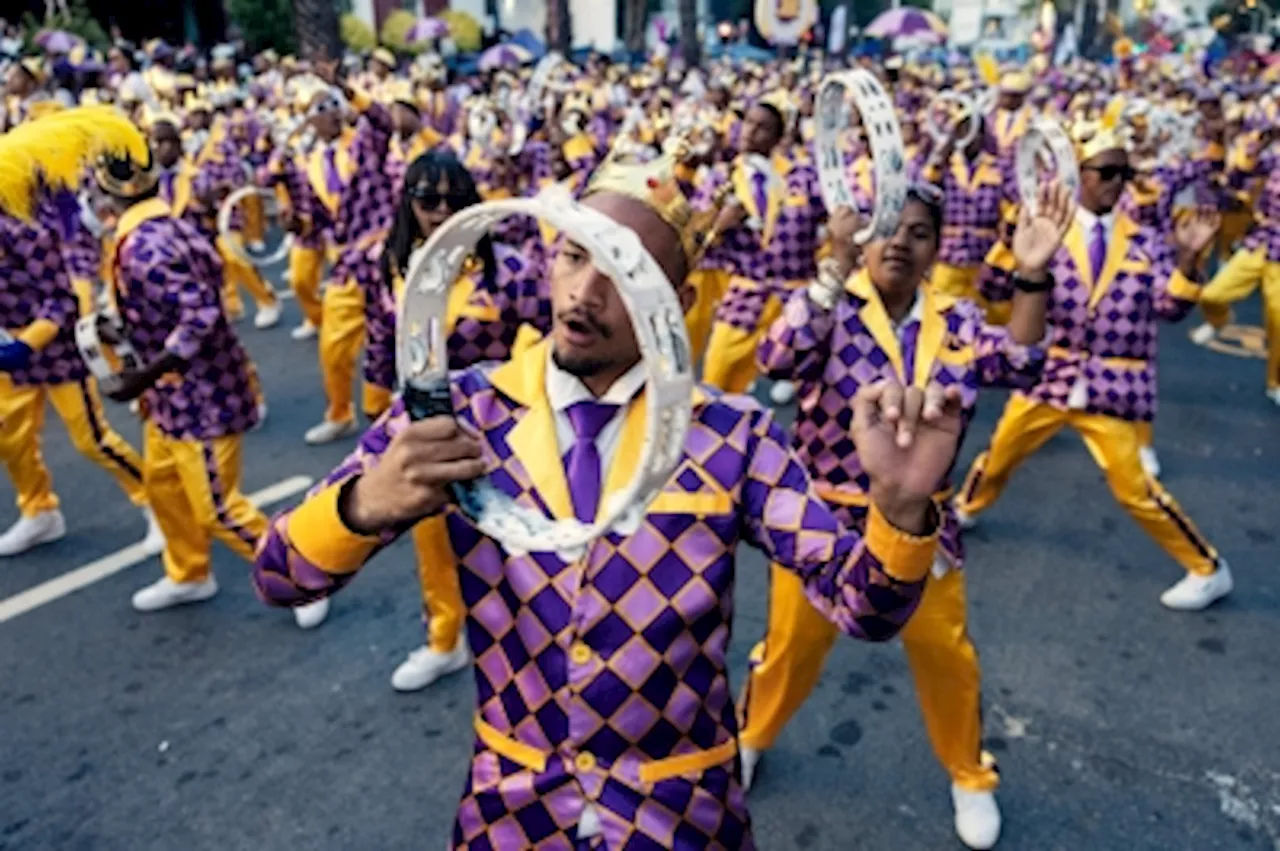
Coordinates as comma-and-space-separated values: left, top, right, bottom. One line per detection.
552, 348, 610, 378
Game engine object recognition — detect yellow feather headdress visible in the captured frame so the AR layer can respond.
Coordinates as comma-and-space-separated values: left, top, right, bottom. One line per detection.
0, 106, 150, 220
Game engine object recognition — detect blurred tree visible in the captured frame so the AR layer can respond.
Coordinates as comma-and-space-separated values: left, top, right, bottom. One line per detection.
339, 12, 376, 51
679, 0, 700, 62
548, 0, 572, 52
227, 0, 297, 53
292, 0, 341, 59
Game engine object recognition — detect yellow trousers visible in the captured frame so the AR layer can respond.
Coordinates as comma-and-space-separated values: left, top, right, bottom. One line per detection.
0, 376, 146, 517
1200, 246, 1280, 390
957, 394, 1218, 575
241, 193, 266, 245
685, 269, 730, 368
320, 281, 367, 424
288, 245, 326, 329
702, 289, 786, 394
71, 277, 96, 316
217, 235, 279, 319
142, 421, 266, 583
411, 514, 466, 653
1217, 210, 1253, 258
739, 565, 998, 792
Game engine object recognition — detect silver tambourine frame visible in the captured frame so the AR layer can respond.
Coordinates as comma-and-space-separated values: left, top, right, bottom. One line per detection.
926, 90, 980, 148
815, 69, 908, 245
217, 186, 294, 268
1015, 118, 1080, 214
74, 313, 140, 394
396, 187, 694, 559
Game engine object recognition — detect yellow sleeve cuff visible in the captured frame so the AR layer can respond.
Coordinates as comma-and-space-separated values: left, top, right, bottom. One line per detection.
286, 480, 381, 575
17, 319, 59, 351
985, 239, 1016, 273
865, 502, 938, 584
349, 89, 373, 112
1167, 270, 1203, 302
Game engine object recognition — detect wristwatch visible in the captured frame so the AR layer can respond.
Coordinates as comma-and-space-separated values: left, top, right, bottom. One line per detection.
1013, 272, 1054, 293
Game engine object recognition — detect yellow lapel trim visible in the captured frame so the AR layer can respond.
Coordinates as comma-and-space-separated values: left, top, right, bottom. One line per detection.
1063, 220, 1093, 289
1090, 215, 1139, 312
489, 342, 574, 521
762, 153, 793, 246
600, 390, 647, 509
110, 197, 172, 298
914, 287, 951, 389
731, 162, 760, 221
847, 271, 948, 388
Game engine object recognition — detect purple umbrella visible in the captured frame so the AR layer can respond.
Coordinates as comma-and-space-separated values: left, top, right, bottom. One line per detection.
408, 18, 449, 44
35, 29, 78, 55
864, 8, 947, 40
478, 43, 532, 72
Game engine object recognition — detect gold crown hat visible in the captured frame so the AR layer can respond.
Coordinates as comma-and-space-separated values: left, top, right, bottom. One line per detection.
383, 79, 419, 111
0, 106, 151, 220
1072, 119, 1128, 164
584, 143, 729, 271
1000, 70, 1032, 94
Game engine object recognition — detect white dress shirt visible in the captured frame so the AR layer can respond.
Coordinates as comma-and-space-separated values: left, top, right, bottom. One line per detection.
543, 346, 645, 841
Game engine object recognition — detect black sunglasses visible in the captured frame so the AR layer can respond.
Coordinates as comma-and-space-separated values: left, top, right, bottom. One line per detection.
1085, 164, 1134, 182
408, 186, 468, 210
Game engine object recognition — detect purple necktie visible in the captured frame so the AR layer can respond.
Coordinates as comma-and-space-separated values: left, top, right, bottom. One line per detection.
751, 170, 768, 219
323, 144, 343, 193
900, 318, 921, 384
1089, 220, 1107, 281
161, 171, 176, 203
563, 400, 620, 524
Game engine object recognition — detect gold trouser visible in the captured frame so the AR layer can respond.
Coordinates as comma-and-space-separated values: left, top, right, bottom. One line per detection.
142, 420, 267, 583
1217, 210, 1253, 258
685, 269, 730, 368
217, 235, 279, 318
1200, 246, 1280, 390
701, 285, 787, 394
287, 245, 326, 329
241, 193, 266, 244
739, 565, 998, 792
410, 514, 466, 653
930, 262, 1012, 324
71, 277, 96, 316
1135, 421, 1153, 449
957, 394, 1218, 575
320, 281, 367, 424
0, 375, 146, 517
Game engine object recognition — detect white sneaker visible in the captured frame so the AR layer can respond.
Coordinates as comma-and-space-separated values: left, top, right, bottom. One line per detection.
954, 507, 978, 531
253, 302, 282, 329
131, 576, 219, 612
0, 510, 66, 556
248, 240, 267, 253
304, 418, 357, 445
252, 401, 268, 431
1138, 446, 1161, 478
1189, 322, 1218, 346
390, 640, 472, 692
739, 745, 763, 792
293, 597, 330, 629
1160, 561, 1233, 611
290, 321, 317, 341
952, 785, 1002, 850
138, 508, 165, 556
769, 381, 796, 406
1265, 388, 1280, 406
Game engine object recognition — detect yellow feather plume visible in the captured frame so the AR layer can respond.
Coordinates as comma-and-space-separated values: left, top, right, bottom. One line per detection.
976, 53, 1001, 87
1101, 95, 1126, 130
0, 106, 148, 220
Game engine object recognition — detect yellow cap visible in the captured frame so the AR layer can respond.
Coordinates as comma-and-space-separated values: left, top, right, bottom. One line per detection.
372, 48, 396, 69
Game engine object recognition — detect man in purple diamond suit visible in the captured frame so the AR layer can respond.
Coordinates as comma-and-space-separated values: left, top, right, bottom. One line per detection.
959, 129, 1234, 612
253, 159, 971, 849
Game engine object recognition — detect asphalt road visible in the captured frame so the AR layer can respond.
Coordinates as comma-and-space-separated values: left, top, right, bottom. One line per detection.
1, 284, 1277, 851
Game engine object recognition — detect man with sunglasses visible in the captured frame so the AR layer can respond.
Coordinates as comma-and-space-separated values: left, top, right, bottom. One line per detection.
958, 126, 1234, 612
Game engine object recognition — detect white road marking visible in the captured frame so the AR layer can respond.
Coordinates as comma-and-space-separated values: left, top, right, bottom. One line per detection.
0, 475, 314, 625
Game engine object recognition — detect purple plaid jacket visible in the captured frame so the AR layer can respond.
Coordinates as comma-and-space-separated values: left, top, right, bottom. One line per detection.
697, 154, 827, 330
922, 151, 1017, 269
38, 188, 101, 283
362, 241, 551, 390
0, 212, 86, 386
980, 212, 1201, 422
252, 341, 937, 850
758, 272, 1044, 568
110, 199, 259, 439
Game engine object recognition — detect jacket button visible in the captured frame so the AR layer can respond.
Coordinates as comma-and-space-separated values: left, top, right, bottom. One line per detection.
569, 641, 592, 665
574, 752, 597, 772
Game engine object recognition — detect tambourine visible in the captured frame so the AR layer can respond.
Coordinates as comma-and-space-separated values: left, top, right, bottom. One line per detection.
1015, 118, 1080, 214
525, 53, 564, 115
815, 69, 908, 244
75, 313, 140, 394
217, 186, 294, 268
1149, 108, 1195, 167
926, 91, 981, 148
396, 187, 694, 559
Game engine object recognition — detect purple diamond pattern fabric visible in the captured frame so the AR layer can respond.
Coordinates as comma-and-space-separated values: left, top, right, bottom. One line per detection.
1228, 146, 1280, 262
758, 287, 1046, 568
0, 211, 86, 386
253, 362, 932, 850
112, 214, 260, 439
923, 153, 1016, 269
978, 214, 1199, 422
